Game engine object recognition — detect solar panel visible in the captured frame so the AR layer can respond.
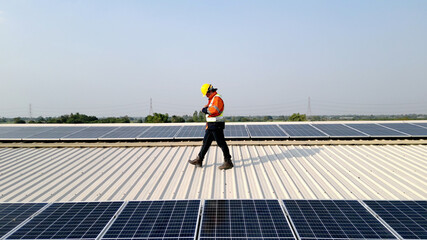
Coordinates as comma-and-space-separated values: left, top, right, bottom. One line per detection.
224, 125, 249, 138
99, 126, 150, 139
200, 200, 295, 239
102, 200, 200, 240
380, 123, 427, 137
345, 124, 408, 137
278, 124, 328, 138
61, 127, 118, 140
0, 203, 47, 237
246, 125, 288, 138
312, 124, 368, 138
0, 127, 56, 140
0, 127, 18, 134
412, 122, 427, 128
24, 127, 87, 140
283, 200, 396, 240
6, 201, 123, 240
137, 126, 181, 139
364, 200, 427, 240
175, 125, 205, 139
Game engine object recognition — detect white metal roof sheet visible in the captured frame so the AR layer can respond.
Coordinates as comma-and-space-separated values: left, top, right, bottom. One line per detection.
0, 145, 425, 203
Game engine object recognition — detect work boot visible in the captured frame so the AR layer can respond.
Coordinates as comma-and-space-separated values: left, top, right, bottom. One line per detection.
219, 157, 233, 170
188, 156, 202, 167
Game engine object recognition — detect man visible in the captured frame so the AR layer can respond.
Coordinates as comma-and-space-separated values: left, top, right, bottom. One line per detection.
189, 84, 233, 170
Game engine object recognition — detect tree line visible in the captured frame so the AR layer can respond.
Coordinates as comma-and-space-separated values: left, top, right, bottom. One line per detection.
5, 113, 132, 124
1, 112, 426, 124
144, 112, 308, 123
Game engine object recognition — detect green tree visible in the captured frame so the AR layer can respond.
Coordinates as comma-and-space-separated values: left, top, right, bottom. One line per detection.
36, 116, 46, 123
171, 115, 185, 123
310, 116, 322, 121
277, 115, 286, 121
145, 113, 170, 123
14, 117, 26, 124
66, 113, 98, 123
198, 111, 205, 122
98, 116, 130, 123
263, 116, 273, 122
192, 110, 205, 122
192, 111, 198, 122
289, 113, 307, 121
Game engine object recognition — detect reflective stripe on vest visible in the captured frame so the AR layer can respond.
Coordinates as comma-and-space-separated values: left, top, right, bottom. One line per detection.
206, 94, 224, 122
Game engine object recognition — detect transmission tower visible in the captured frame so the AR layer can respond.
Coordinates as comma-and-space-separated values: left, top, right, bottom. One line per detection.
307, 97, 312, 120
29, 104, 33, 120
149, 98, 154, 115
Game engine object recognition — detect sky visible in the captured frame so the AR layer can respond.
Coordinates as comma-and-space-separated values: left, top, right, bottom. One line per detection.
1, 0, 426, 117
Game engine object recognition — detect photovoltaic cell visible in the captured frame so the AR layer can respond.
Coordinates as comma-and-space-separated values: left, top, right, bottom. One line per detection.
364, 200, 427, 240
278, 124, 327, 138
0, 203, 46, 237
24, 127, 87, 139
380, 123, 427, 137
200, 200, 295, 239
312, 124, 368, 137
175, 125, 205, 139
62, 127, 118, 139
247, 125, 288, 138
102, 200, 200, 240
345, 124, 408, 137
224, 125, 249, 138
137, 126, 181, 139
6, 201, 123, 240
99, 126, 150, 139
283, 200, 396, 240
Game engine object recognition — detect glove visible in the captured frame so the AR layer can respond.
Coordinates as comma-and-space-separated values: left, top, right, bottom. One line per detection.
201, 107, 208, 114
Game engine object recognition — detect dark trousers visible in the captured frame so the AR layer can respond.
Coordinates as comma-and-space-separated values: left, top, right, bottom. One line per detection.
198, 128, 231, 161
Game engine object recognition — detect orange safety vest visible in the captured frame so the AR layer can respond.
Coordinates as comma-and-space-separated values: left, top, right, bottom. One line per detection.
205, 92, 224, 122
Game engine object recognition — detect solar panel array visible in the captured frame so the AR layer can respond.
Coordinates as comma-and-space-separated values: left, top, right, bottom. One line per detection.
99, 126, 150, 140
138, 126, 182, 140
283, 200, 397, 240
175, 126, 206, 139
223, 124, 249, 138
1, 122, 427, 141
413, 122, 427, 128
200, 200, 295, 239
380, 123, 427, 137
102, 200, 200, 240
278, 124, 327, 138
346, 124, 408, 137
364, 200, 427, 240
0, 203, 46, 237
246, 125, 288, 138
1, 200, 426, 240
24, 126, 87, 140
7, 202, 123, 240
0, 127, 56, 140
62, 127, 117, 140
311, 124, 368, 138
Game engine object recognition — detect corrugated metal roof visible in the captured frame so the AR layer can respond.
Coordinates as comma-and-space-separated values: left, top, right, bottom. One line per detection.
0, 145, 425, 203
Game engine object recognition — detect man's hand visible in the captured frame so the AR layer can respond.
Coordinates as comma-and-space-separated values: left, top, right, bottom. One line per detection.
201, 107, 208, 114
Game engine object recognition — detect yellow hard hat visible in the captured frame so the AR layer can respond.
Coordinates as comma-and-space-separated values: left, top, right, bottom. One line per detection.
201, 83, 213, 96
